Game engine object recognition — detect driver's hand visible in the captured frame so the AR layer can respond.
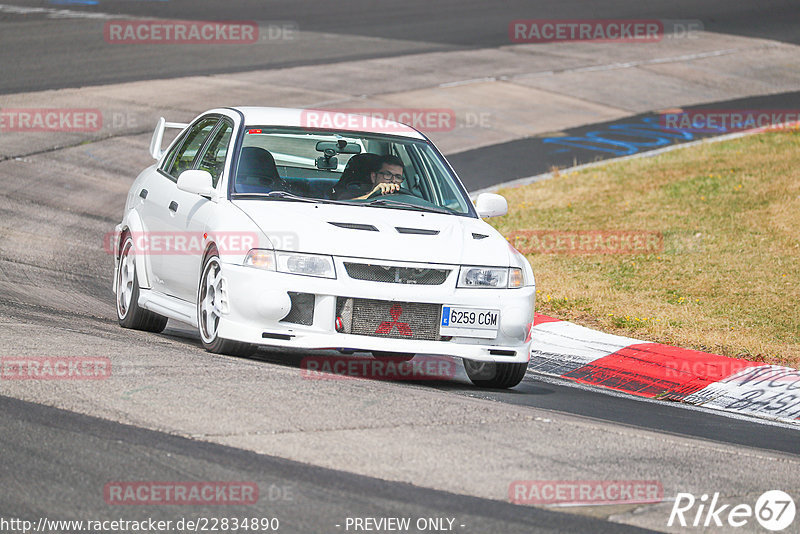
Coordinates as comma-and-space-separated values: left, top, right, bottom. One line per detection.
371, 182, 400, 196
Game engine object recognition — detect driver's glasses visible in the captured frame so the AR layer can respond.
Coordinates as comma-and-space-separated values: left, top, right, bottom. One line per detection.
376, 170, 404, 183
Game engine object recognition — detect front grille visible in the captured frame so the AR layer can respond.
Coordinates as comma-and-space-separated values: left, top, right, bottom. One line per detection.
343, 263, 450, 285
336, 297, 441, 341
280, 292, 315, 325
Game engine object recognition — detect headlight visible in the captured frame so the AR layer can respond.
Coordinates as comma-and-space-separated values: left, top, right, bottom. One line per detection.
244, 249, 336, 278
278, 251, 336, 278
457, 266, 523, 288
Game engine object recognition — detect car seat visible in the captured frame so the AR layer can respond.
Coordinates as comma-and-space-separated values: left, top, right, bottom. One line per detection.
235, 147, 283, 193
330, 153, 383, 200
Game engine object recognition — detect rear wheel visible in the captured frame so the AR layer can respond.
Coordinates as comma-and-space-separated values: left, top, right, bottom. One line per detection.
463, 359, 527, 389
116, 234, 168, 333
198, 252, 255, 357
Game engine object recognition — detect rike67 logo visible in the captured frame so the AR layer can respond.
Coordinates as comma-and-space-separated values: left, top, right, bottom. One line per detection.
669, 490, 796, 531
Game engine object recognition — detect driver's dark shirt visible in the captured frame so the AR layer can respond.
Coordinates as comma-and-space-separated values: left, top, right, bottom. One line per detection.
333, 181, 372, 200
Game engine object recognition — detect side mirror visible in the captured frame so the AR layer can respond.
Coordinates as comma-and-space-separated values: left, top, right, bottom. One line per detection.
177, 169, 215, 197
475, 193, 508, 218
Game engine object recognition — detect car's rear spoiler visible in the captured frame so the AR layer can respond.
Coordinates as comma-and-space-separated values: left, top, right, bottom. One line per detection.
149, 117, 189, 160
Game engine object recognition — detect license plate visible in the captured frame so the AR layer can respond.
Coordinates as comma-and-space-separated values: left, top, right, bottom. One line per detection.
440, 306, 499, 339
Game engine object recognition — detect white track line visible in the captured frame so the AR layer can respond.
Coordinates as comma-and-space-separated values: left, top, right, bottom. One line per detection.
0, 3, 122, 19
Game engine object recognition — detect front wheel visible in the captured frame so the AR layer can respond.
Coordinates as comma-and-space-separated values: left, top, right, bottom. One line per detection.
463, 359, 528, 389
198, 252, 255, 357
116, 234, 168, 333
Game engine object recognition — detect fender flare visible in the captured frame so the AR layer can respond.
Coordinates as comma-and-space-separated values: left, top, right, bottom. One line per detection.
115, 211, 152, 291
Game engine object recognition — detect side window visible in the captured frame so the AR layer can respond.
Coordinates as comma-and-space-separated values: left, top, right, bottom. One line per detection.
163, 117, 219, 180
414, 145, 468, 213
161, 130, 188, 175
196, 120, 233, 187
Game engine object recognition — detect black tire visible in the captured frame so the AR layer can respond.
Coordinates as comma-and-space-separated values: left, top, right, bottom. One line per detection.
463, 359, 528, 389
116, 234, 168, 333
371, 351, 415, 362
197, 251, 255, 357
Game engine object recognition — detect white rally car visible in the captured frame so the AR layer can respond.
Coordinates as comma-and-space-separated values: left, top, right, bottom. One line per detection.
113, 107, 535, 388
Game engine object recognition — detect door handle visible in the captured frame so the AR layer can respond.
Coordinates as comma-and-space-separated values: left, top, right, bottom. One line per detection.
169, 201, 179, 212
139, 189, 148, 199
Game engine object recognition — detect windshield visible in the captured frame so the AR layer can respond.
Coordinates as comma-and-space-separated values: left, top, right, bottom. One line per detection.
231, 127, 474, 216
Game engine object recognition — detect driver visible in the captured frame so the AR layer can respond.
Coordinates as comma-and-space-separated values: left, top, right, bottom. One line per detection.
352, 155, 406, 200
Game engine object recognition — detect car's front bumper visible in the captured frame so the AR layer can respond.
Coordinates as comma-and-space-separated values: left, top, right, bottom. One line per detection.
216, 260, 534, 363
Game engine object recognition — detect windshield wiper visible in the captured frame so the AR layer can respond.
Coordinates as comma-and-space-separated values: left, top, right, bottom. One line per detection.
233, 191, 315, 202
365, 198, 453, 214
233, 192, 453, 213
232, 191, 350, 205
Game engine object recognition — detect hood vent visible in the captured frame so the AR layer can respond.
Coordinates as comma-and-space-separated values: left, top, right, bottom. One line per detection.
396, 227, 439, 235
329, 222, 379, 232
472, 233, 489, 240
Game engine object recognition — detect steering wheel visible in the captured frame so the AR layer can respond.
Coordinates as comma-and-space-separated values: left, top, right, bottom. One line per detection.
365, 187, 415, 200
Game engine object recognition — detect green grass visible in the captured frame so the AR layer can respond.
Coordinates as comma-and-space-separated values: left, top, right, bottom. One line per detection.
491, 129, 800, 367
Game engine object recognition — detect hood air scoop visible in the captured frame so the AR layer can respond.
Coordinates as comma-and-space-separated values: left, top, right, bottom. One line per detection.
328, 222, 379, 232
395, 227, 439, 235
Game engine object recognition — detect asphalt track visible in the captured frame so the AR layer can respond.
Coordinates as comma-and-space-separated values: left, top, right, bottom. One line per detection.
248, 349, 800, 456
1, 0, 800, 94
1, 132, 797, 531
2, 1, 800, 532
1, 395, 654, 534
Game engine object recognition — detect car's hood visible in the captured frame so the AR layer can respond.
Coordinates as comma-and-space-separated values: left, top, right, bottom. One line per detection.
232, 200, 512, 266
